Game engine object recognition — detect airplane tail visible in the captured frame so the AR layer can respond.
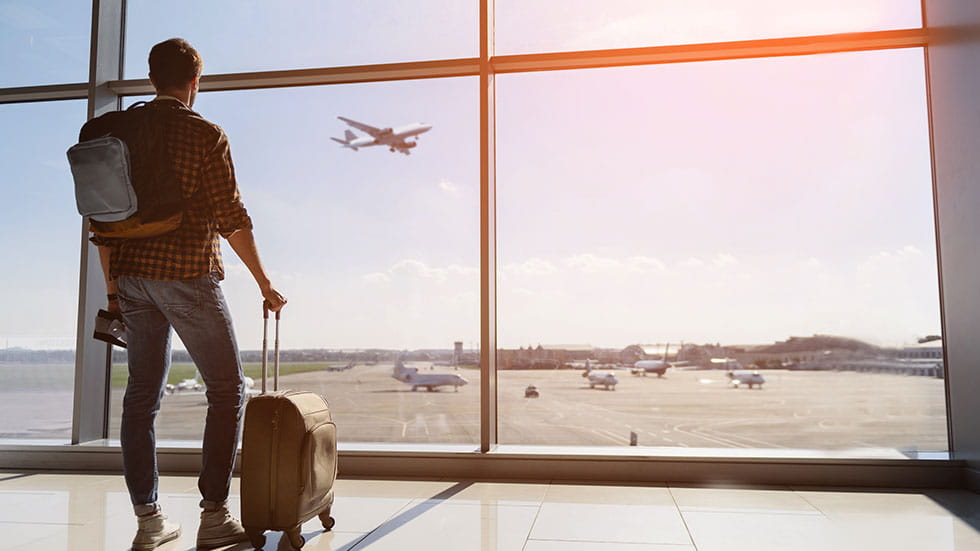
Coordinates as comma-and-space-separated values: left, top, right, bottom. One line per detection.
331, 129, 359, 150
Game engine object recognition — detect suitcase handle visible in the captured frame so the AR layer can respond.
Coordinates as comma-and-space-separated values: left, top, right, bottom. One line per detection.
262, 301, 281, 393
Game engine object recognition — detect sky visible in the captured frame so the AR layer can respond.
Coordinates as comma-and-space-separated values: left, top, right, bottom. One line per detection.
0, 0, 939, 351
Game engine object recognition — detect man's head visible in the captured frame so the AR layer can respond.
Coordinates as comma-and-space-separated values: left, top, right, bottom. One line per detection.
148, 38, 202, 106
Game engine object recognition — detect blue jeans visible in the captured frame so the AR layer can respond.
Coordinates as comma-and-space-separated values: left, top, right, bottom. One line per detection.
118, 274, 245, 512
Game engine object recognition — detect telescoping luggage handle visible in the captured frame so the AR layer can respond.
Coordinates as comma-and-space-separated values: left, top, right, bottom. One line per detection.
261, 301, 281, 394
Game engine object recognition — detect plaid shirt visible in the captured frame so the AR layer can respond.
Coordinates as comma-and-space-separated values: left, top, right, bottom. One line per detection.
93, 97, 252, 281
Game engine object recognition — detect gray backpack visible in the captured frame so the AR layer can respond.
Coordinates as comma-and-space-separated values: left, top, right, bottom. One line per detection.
67, 101, 183, 239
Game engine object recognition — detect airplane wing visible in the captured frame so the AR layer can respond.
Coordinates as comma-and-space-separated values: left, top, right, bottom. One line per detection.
338, 116, 383, 137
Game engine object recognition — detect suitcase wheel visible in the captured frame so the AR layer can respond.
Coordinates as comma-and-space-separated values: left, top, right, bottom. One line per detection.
245, 528, 265, 549
286, 528, 305, 549
319, 511, 336, 532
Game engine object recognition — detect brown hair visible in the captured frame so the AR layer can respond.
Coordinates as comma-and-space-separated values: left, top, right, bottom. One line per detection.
148, 38, 202, 90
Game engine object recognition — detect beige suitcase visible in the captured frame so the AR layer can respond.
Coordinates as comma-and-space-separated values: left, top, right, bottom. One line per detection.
241, 306, 337, 550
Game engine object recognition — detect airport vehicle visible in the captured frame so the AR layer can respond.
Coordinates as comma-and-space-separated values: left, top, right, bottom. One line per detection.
630, 344, 690, 377
325, 361, 354, 372
524, 385, 540, 398
582, 361, 619, 390
392, 359, 468, 392
727, 370, 765, 389
331, 116, 432, 155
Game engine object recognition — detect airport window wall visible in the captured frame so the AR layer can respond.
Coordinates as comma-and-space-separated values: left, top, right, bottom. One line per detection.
495, 49, 946, 454
106, 81, 481, 446
0, 1, 949, 461
0, 99, 86, 443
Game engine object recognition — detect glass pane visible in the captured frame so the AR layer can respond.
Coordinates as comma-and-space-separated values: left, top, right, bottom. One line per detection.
496, 48, 946, 456
0, 100, 85, 443
108, 78, 480, 447
124, 0, 478, 78
0, 0, 91, 87
496, 0, 922, 55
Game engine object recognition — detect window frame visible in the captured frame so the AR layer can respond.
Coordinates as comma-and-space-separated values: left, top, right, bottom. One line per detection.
0, 0, 958, 486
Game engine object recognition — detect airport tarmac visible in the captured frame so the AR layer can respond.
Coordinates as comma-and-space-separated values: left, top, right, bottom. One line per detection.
96, 364, 948, 453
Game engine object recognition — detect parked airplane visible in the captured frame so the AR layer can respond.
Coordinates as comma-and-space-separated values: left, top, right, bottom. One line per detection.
325, 361, 354, 372
630, 344, 690, 377
727, 370, 765, 389
582, 360, 619, 390
392, 359, 468, 392
165, 376, 201, 394
331, 116, 432, 155
167, 374, 261, 396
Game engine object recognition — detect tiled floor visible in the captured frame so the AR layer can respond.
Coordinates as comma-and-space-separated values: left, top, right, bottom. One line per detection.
2, 472, 980, 550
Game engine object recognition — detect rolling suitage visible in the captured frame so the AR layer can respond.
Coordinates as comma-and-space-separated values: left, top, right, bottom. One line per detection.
241, 304, 337, 550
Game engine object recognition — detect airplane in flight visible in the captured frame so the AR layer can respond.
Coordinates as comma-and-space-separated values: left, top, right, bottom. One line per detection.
331, 116, 432, 155
392, 359, 468, 392
582, 360, 619, 390
727, 370, 766, 389
630, 344, 690, 377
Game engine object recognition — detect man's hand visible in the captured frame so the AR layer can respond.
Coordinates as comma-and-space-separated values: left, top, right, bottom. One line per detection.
107, 296, 121, 314
262, 285, 286, 312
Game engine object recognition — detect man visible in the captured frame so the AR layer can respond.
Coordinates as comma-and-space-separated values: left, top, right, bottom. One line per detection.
94, 38, 285, 550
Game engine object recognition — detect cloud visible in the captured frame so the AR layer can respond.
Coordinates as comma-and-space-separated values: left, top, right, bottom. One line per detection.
713, 254, 737, 267
439, 179, 458, 193
361, 272, 391, 284
390, 259, 449, 282
626, 256, 666, 272
360, 259, 478, 285
502, 258, 559, 277
564, 253, 627, 274
507, 254, 665, 277
679, 257, 706, 268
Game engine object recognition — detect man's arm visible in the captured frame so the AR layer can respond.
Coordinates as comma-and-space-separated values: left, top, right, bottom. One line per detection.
97, 245, 120, 313
226, 229, 286, 311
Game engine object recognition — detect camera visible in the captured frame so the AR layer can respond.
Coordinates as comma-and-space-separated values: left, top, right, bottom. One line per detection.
93, 309, 127, 348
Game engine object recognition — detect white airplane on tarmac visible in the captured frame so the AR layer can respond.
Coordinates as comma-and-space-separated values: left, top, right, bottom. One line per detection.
582, 360, 619, 390
630, 344, 691, 377
331, 116, 432, 155
166, 374, 260, 397
392, 359, 468, 392
727, 370, 765, 389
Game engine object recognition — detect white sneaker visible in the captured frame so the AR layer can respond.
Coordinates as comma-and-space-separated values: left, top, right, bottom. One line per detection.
132, 511, 181, 551
197, 500, 249, 549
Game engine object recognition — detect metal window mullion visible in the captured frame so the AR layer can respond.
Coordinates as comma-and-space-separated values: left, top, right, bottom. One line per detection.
0, 83, 89, 104
479, 0, 497, 453
106, 58, 483, 97
72, 0, 124, 445
492, 28, 928, 73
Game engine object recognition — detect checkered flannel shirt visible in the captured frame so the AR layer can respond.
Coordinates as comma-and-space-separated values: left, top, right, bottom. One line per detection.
92, 97, 253, 281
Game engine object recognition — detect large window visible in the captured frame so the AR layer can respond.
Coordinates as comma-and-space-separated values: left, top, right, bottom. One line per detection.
108, 79, 481, 446
0, 99, 85, 443
495, 0, 922, 54
0, 2, 948, 461
124, 0, 479, 78
496, 48, 946, 454
0, 0, 90, 87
